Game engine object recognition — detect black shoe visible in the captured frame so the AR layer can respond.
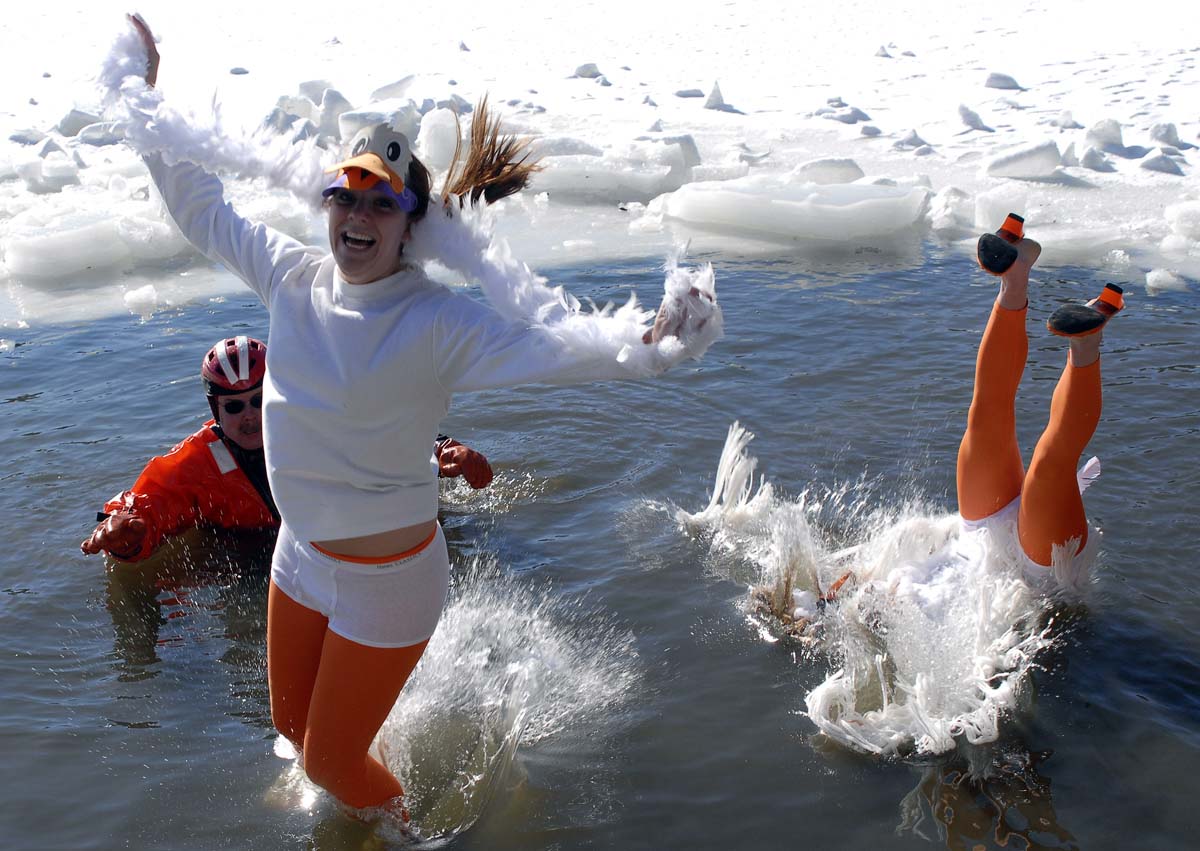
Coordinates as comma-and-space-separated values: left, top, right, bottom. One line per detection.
976, 213, 1025, 276
1047, 284, 1125, 337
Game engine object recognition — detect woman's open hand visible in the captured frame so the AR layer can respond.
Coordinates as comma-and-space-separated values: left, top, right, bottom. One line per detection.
643, 286, 715, 344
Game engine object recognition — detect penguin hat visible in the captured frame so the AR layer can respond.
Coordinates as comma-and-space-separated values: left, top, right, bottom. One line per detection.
322, 124, 419, 212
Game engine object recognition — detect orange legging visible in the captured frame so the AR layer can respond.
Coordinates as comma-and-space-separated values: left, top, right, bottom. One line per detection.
957, 301, 1101, 566
267, 580, 428, 811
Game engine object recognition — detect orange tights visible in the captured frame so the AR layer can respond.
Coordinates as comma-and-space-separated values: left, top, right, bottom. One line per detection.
957, 302, 1102, 565
266, 580, 428, 810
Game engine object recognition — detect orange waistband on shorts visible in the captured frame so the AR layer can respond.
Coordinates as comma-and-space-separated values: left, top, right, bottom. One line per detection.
309, 527, 438, 565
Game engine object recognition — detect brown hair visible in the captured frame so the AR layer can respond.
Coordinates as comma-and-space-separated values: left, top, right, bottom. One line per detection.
423, 96, 541, 214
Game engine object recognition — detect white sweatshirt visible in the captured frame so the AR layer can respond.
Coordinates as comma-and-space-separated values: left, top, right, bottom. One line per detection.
147, 157, 695, 540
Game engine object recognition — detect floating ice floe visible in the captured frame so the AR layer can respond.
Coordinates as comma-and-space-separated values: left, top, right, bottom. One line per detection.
530, 134, 701, 203
648, 173, 930, 243
123, 283, 159, 320
1146, 268, 1187, 293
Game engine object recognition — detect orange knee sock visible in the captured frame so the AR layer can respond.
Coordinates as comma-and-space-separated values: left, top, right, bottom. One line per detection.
268, 582, 430, 811
267, 581, 329, 746
1018, 360, 1102, 565
958, 301, 1028, 520
301, 633, 429, 810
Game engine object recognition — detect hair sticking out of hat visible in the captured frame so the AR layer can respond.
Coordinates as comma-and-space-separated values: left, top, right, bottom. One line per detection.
441, 96, 542, 209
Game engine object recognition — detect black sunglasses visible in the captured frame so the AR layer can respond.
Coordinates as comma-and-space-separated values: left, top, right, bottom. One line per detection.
221, 394, 263, 415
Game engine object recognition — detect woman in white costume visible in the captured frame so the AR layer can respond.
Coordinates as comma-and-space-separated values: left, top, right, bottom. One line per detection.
122, 16, 720, 819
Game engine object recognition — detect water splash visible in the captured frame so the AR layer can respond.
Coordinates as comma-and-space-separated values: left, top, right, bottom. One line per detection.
370, 557, 640, 842
678, 423, 1061, 758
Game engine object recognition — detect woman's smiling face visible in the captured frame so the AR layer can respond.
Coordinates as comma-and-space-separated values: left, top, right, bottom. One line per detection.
327, 187, 411, 284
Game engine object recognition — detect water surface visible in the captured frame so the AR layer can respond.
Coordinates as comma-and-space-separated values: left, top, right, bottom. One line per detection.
1, 246, 1197, 849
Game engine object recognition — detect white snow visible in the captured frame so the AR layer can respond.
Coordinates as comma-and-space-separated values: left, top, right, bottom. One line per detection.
0, 0, 1196, 326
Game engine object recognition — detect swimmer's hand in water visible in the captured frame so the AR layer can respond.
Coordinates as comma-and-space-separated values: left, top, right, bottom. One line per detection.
436, 441, 494, 489
126, 12, 159, 87
81, 513, 148, 561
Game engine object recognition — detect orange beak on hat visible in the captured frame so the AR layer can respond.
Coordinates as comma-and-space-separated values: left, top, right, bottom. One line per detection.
325, 124, 414, 194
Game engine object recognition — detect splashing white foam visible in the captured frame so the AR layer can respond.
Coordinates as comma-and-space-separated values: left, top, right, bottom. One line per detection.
368, 560, 639, 840
679, 423, 1098, 758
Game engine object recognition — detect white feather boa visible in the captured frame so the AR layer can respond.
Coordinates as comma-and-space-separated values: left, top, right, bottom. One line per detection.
98, 26, 722, 377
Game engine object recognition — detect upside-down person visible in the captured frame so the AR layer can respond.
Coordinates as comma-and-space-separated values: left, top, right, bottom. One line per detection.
81, 336, 493, 563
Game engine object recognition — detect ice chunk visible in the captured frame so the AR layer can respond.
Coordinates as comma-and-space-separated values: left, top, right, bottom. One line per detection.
985, 140, 1060, 178
1140, 151, 1184, 175
415, 108, 461, 170
985, 72, 1023, 90
827, 106, 871, 124
338, 101, 422, 143
1080, 146, 1115, 172
791, 157, 865, 185
1146, 269, 1187, 293
1051, 111, 1084, 130
929, 186, 974, 235
958, 104, 993, 133
974, 185, 1029, 231
274, 94, 318, 123
894, 130, 928, 150
317, 89, 353, 140
1165, 200, 1200, 239
55, 108, 102, 137
531, 136, 699, 202
6, 216, 132, 276
8, 128, 45, 146
705, 82, 731, 112
366, 76, 412, 101
436, 93, 472, 114
1150, 122, 1194, 149
1086, 119, 1126, 152
528, 136, 605, 158
675, 89, 705, 98
573, 63, 602, 79
652, 173, 930, 242
16, 156, 80, 193
299, 79, 336, 102
123, 284, 159, 320
77, 122, 123, 147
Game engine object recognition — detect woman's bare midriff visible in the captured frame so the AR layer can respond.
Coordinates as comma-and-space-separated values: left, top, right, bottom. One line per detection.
313, 519, 437, 559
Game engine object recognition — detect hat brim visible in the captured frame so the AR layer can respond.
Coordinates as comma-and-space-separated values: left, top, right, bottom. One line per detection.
325, 153, 405, 192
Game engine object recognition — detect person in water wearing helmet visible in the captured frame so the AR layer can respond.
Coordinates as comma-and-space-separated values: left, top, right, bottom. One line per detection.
81, 336, 493, 563
119, 16, 719, 823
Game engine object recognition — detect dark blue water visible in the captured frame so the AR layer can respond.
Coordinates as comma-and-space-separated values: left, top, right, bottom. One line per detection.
2, 246, 1197, 849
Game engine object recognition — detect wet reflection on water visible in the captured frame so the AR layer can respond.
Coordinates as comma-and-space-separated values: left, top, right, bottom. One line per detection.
103, 527, 274, 728
898, 742, 1078, 851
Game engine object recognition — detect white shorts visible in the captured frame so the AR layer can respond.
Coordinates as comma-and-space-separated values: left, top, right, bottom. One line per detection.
270, 520, 450, 648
